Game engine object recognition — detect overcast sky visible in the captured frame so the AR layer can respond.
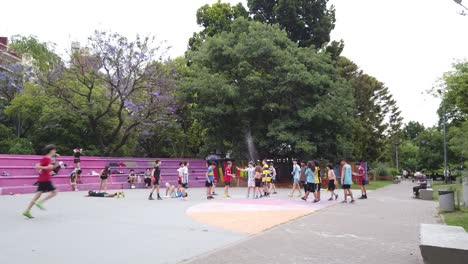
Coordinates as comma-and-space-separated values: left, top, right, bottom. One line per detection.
1, 0, 467, 127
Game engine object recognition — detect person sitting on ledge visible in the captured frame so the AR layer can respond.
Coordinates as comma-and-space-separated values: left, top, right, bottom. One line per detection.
86, 190, 124, 198
128, 169, 136, 189
413, 172, 427, 198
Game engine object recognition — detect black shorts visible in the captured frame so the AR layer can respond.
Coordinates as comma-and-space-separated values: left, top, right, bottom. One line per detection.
144, 178, 151, 184
328, 180, 336, 191
37, 181, 56, 193
343, 184, 351, 189
255, 178, 262, 187
181, 183, 188, 188
100, 176, 108, 180
154, 176, 160, 185
316, 182, 321, 192
224, 181, 231, 186
306, 183, 316, 193
205, 180, 213, 187
73, 159, 80, 164
361, 179, 367, 186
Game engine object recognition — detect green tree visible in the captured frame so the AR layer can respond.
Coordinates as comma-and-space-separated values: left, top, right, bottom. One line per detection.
399, 140, 421, 170
9, 35, 61, 73
414, 128, 444, 171
39, 31, 178, 156
248, 0, 336, 48
448, 120, 468, 164
336, 57, 401, 161
189, 1, 249, 50
183, 18, 354, 161
437, 60, 468, 126
403, 121, 425, 140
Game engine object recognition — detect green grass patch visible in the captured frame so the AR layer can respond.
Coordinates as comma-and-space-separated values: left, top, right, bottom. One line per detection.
442, 207, 468, 232
350, 180, 393, 190
432, 181, 467, 231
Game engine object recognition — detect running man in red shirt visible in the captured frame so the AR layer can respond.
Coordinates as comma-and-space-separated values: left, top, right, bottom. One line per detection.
23, 144, 59, 218
224, 161, 235, 198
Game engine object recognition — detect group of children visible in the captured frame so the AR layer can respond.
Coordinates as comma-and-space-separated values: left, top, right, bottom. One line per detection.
289, 159, 368, 204
204, 159, 278, 200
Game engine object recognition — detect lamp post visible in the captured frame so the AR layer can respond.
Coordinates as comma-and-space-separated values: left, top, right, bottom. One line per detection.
438, 89, 449, 184
443, 105, 449, 183
454, 0, 468, 10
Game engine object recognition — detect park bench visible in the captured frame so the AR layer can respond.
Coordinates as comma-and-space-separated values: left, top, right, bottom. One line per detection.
419, 179, 434, 200
419, 224, 468, 264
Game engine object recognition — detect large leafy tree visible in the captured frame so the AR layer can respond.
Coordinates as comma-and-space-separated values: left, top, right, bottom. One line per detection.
39, 31, 178, 156
188, 1, 248, 51
248, 0, 336, 48
403, 121, 425, 140
413, 128, 444, 171
336, 57, 402, 161
183, 18, 353, 161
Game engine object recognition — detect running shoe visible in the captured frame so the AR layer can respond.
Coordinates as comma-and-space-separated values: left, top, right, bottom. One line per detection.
35, 202, 45, 210
288, 193, 293, 197
313, 200, 319, 203
23, 211, 34, 219
341, 200, 347, 203
328, 198, 333, 201
301, 197, 307, 201
149, 197, 155, 200
350, 200, 355, 204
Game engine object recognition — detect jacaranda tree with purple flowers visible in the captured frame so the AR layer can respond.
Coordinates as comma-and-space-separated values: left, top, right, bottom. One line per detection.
41, 31, 178, 156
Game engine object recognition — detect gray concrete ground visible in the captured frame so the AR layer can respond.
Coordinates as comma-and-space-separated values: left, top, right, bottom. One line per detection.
183, 181, 440, 264
0, 187, 247, 264
0, 182, 439, 264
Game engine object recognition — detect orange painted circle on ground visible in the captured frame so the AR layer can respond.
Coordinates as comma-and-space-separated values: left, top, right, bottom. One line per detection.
187, 197, 339, 234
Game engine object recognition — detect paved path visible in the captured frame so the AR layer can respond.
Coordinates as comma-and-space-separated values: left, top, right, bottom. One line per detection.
183, 181, 439, 264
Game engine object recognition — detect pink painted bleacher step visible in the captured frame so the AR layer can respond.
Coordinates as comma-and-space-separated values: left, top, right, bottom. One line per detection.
0, 154, 207, 195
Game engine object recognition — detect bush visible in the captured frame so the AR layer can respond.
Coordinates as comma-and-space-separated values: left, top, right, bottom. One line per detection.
371, 162, 391, 176
0, 138, 35, 154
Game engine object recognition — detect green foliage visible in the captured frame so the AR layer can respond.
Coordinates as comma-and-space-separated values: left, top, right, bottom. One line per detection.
336, 57, 402, 162
189, 1, 249, 50
248, 0, 336, 48
9, 35, 61, 73
448, 120, 468, 160
3, 138, 34, 154
399, 140, 421, 170
183, 18, 354, 160
438, 60, 468, 126
371, 163, 391, 177
404, 121, 425, 140
413, 128, 444, 171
